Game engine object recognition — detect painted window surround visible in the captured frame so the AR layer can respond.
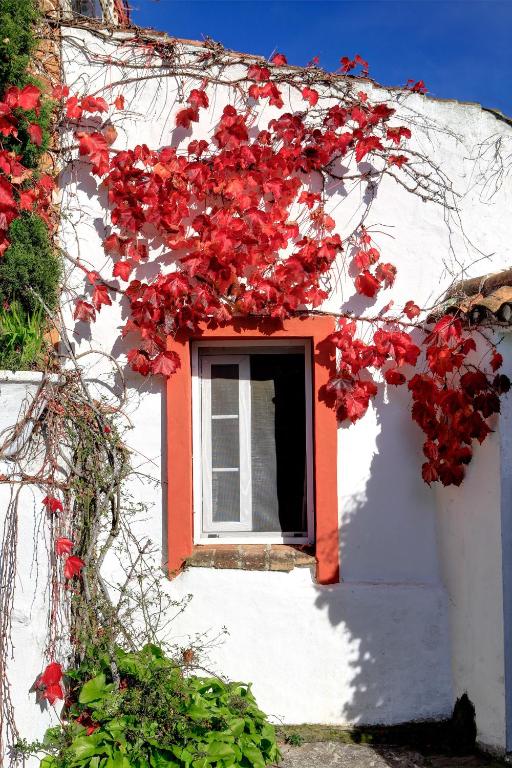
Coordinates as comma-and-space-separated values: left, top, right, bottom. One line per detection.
166, 314, 339, 585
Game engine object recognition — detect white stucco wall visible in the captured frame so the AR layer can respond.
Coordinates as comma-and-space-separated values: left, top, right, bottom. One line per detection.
0, 375, 60, 752
435, 418, 506, 750
2, 21, 512, 757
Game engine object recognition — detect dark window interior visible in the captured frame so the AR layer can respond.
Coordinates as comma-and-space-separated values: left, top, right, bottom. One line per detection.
250, 354, 306, 533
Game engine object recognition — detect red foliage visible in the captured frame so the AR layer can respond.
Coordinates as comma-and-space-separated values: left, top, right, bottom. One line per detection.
37, 662, 64, 705
42, 495, 63, 514
55, 537, 74, 556
1, 56, 504, 489
64, 555, 85, 580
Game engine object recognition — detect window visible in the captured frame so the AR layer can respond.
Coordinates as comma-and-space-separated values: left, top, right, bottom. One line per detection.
192, 341, 314, 544
71, 0, 102, 18
166, 315, 339, 584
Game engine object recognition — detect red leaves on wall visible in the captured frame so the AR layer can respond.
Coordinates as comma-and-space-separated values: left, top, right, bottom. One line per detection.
55, 537, 74, 556
37, 662, 64, 705
64, 555, 85, 580
58, 56, 506, 487
302, 87, 319, 106
406, 79, 428, 94
42, 495, 63, 514
340, 55, 369, 77
271, 53, 287, 66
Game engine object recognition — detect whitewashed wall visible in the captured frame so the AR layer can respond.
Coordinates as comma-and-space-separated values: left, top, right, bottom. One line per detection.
3, 22, 512, 757
434, 334, 512, 753
0, 375, 60, 752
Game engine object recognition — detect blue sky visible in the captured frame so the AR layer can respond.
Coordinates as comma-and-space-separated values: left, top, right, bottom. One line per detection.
130, 1, 512, 116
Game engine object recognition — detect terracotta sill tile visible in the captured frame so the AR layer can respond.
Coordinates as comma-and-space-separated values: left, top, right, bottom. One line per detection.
185, 544, 315, 572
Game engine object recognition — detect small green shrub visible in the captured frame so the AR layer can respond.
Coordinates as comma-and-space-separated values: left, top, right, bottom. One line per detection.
284, 731, 303, 747
0, 301, 45, 370
0, 213, 61, 314
0, 0, 39, 87
25, 644, 280, 768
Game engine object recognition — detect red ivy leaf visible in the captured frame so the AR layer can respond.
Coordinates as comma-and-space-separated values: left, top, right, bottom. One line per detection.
271, 53, 287, 66
491, 350, 503, 372
384, 368, 406, 386
27, 123, 43, 146
17, 84, 41, 111
0, 177, 16, 209
51, 84, 69, 100
55, 537, 74, 556
354, 270, 381, 297
74, 299, 96, 323
150, 351, 181, 377
113, 260, 134, 281
65, 95, 82, 119
80, 95, 109, 114
175, 107, 199, 129
76, 131, 109, 176
404, 300, 420, 319
247, 64, 270, 82
355, 135, 383, 162
42, 495, 63, 513
92, 284, 112, 311
114, 94, 125, 110
40, 662, 63, 687
388, 154, 408, 168
302, 87, 319, 106
387, 126, 412, 145
64, 555, 85, 580
375, 262, 396, 288
406, 79, 427, 94
188, 89, 209, 109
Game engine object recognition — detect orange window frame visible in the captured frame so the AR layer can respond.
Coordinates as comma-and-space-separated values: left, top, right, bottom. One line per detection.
166, 314, 339, 585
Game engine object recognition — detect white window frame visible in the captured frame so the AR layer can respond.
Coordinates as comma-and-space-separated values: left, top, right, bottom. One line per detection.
201, 354, 252, 533
191, 339, 314, 545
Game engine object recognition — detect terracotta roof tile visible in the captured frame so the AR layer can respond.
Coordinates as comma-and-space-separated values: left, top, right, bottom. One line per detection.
430, 269, 512, 325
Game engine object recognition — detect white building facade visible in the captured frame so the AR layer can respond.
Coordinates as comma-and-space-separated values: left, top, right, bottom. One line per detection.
2, 14, 512, 759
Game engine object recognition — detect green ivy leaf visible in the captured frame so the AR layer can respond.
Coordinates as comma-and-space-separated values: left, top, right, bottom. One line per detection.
206, 742, 235, 760
40, 756, 58, 768
79, 674, 110, 704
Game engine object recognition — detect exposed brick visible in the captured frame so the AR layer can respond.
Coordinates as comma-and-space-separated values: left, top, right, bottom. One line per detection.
268, 548, 295, 572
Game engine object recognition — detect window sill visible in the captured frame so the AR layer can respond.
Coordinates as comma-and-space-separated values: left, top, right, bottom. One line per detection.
185, 544, 315, 572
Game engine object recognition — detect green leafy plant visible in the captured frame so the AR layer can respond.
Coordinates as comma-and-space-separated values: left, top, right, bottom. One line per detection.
0, 0, 39, 87
0, 301, 45, 370
24, 644, 280, 768
283, 731, 303, 747
0, 213, 60, 314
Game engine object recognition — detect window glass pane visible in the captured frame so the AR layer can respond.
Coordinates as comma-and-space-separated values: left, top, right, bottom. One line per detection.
250, 374, 279, 530
72, 0, 102, 17
212, 471, 240, 522
211, 364, 239, 416
212, 418, 239, 468
250, 354, 306, 533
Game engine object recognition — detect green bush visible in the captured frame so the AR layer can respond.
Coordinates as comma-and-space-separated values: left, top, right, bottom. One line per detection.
0, 301, 45, 370
0, 0, 39, 87
0, 213, 61, 314
28, 644, 280, 768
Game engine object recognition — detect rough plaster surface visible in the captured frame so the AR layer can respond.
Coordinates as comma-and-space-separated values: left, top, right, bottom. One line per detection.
279, 742, 503, 768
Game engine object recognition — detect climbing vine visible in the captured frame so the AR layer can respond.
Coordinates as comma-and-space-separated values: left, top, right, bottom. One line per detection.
56, 39, 509, 489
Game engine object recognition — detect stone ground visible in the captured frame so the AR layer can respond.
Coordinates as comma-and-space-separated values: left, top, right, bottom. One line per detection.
278, 741, 506, 768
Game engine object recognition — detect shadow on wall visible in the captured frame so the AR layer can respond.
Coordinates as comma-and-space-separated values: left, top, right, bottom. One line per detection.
314, 383, 452, 725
